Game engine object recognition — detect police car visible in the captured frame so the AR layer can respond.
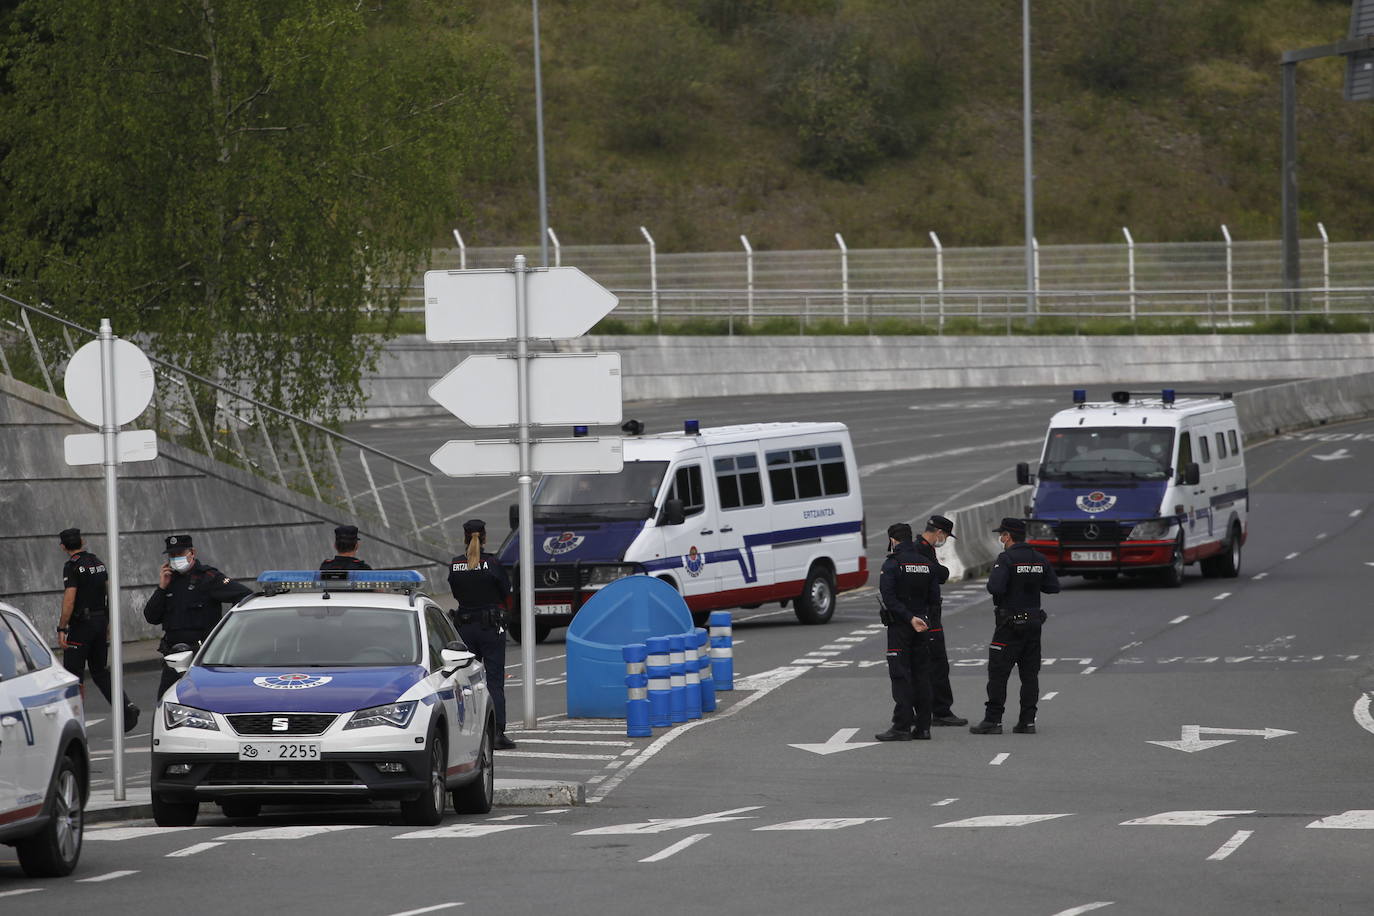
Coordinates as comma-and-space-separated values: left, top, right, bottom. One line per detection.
0, 602, 88, 877
150, 571, 494, 827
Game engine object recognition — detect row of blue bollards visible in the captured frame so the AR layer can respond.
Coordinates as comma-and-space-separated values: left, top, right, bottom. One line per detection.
623, 611, 734, 738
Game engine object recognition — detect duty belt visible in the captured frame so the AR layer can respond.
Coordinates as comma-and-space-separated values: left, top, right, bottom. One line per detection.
454, 607, 504, 628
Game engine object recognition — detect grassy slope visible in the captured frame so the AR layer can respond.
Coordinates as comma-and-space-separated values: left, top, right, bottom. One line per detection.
452, 0, 1374, 251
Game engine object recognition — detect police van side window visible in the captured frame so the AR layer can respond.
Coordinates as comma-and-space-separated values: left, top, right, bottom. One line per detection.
766, 443, 849, 503
667, 465, 705, 517
1228, 429, 1240, 456
1215, 432, 1227, 459
1199, 435, 1211, 463
714, 455, 764, 510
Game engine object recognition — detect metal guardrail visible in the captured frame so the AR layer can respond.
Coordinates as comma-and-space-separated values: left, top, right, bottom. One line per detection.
0, 294, 450, 547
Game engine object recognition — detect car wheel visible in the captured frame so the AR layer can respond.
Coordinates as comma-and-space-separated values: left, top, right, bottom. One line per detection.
152, 793, 199, 828
794, 565, 836, 624
1216, 524, 1242, 578
534, 621, 554, 644
1158, 535, 1185, 588
16, 755, 83, 878
400, 733, 447, 827
218, 800, 262, 820
451, 723, 495, 815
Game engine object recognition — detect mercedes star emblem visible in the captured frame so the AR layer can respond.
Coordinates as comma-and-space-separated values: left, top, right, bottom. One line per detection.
1084, 523, 1100, 541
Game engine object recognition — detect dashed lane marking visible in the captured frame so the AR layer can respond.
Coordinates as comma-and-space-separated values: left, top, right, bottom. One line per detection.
76, 870, 139, 883
1285, 552, 1300, 560
165, 842, 222, 858
754, 818, 889, 831
1170, 615, 1190, 624
932, 798, 959, 806
386, 903, 464, 916
639, 833, 710, 863
1051, 904, 1114, 916
1352, 509, 1364, 518
1081, 667, 1098, 675
0, 889, 43, 899
935, 814, 1072, 828
1207, 830, 1253, 861
1252, 572, 1269, 580
1316, 532, 1328, 540
1213, 592, 1232, 600
486, 815, 526, 821
990, 753, 1010, 766
88, 827, 204, 842
1042, 692, 1059, 701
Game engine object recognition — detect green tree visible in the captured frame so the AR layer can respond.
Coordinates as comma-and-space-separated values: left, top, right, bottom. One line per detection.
0, 0, 510, 423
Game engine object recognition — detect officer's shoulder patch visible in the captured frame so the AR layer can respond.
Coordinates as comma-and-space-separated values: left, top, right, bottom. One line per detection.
222, 576, 231, 584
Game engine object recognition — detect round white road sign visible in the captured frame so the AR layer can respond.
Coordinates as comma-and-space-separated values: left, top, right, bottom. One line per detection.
63, 338, 156, 427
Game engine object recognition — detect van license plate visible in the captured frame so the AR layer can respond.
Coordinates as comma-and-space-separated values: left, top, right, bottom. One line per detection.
1070, 551, 1112, 562
535, 604, 572, 616
238, 742, 320, 761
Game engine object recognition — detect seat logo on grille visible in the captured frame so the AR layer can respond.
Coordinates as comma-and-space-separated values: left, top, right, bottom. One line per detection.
253, 673, 333, 690
272, 717, 289, 731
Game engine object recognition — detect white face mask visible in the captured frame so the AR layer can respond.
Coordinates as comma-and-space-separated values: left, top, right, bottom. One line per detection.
169, 555, 192, 573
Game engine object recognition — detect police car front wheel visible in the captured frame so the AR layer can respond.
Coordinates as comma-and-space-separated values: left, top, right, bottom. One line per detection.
152, 794, 199, 828
16, 756, 84, 878
400, 735, 447, 826
219, 800, 261, 820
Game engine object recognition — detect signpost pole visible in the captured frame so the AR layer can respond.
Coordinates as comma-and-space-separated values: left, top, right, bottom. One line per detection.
98, 319, 127, 800
514, 256, 538, 730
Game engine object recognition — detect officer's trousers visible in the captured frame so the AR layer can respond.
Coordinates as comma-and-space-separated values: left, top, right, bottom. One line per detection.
62, 616, 116, 705
456, 621, 508, 733
927, 628, 955, 718
886, 623, 932, 731
984, 622, 1042, 724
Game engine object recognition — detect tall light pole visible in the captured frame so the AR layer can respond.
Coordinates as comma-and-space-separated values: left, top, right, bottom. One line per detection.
532, 0, 550, 268
1022, 0, 1036, 317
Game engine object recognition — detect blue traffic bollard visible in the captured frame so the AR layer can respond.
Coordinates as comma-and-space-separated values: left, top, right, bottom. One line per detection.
695, 627, 716, 712
709, 611, 734, 690
625, 672, 651, 737
682, 632, 702, 720
645, 636, 671, 728
668, 633, 687, 723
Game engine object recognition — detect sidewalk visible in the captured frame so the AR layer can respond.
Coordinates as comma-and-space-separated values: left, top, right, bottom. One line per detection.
117, 637, 166, 672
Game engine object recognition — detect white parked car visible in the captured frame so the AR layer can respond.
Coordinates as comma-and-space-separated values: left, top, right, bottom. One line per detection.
150, 570, 494, 827
0, 602, 88, 877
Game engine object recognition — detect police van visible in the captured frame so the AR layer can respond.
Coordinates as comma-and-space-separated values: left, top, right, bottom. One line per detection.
500, 421, 869, 641
1015, 390, 1248, 587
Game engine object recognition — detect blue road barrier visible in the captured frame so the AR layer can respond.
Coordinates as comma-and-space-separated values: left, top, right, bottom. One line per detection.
683, 632, 702, 721
695, 627, 717, 712
646, 636, 672, 728
668, 633, 687, 724
709, 611, 734, 690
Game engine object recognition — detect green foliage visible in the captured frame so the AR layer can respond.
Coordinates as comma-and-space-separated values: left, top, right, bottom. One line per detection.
0, 0, 511, 423
600, 4, 715, 152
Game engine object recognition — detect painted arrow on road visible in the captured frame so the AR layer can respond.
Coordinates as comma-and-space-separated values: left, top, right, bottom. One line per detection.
1312, 448, 1353, 461
789, 728, 881, 756
1148, 725, 1296, 753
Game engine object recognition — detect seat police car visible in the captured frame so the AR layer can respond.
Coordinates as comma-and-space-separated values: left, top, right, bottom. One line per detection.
150, 571, 494, 827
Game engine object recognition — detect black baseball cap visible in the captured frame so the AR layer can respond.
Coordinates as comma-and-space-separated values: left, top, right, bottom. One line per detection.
992, 518, 1026, 535
462, 519, 487, 536
927, 515, 956, 539
59, 528, 82, 549
163, 534, 193, 554
887, 522, 913, 542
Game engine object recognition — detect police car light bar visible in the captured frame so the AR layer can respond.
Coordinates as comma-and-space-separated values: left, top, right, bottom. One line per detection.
256, 570, 425, 593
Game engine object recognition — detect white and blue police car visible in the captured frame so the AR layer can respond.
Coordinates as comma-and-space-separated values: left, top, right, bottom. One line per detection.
150, 571, 494, 827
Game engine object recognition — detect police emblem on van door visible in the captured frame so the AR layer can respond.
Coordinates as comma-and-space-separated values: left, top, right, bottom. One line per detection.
684, 546, 704, 577
1075, 491, 1117, 514
542, 531, 585, 556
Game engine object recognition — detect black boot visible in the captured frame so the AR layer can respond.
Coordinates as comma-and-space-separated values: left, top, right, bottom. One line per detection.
911, 729, 932, 740
931, 715, 968, 727
493, 732, 517, 750
874, 727, 914, 741
969, 720, 1003, 735
1013, 722, 1036, 734
123, 704, 141, 734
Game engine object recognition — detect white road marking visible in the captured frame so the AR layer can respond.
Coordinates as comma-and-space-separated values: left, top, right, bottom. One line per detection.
1306, 810, 1374, 829
1121, 810, 1255, 826
85, 717, 106, 728
386, 903, 465, 916
834, 636, 867, 643
861, 437, 1042, 476
806, 651, 842, 657
223, 825, 370, 840
1252, 572, 1269, 580
506, 653, 565, 673
512, 738, 633, 747
639, 833, 710, 863
1207, 830, 1253, 861
1285, 552, 1300, 560
165, 842, 222, 858
1213, 592, 1232, 600
1081, 666, 1097, 675
990, 753, 1010, 766
87, 827, 204, 841
1051, 904, 1114, 916
1169, 615, 1189, 624
395, 824, 544, 839
1119, 641, 1142, 651
498, 751, 618, 761
0, 889, 43, 899
506, 728, 627, 736
486, 814, 526, 821
539, 809, 570, 814
77, 870, 139, 883
1316, 532, 1328, 540
791, 658, 826, 665
1042, 692, 1059, 701
755, 818, 889, 831
935, 814, 1072, 828
576, 806, 762, 835
1351, 509, 1364, 518
1354, 694, 1374, 736
620, 748, 638, 756
932, 798, 959, 806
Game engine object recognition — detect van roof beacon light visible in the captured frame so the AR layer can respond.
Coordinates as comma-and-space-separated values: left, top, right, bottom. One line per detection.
684, 419, 700, 435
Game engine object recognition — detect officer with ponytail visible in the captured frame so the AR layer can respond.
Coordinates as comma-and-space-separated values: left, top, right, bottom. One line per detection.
449, 519, 516, 750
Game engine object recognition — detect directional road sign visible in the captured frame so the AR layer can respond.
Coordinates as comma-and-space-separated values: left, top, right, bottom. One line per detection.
64, 429, 158, 466
425, 267, 619, 342
430, 436, 623, 477
63, 338, 155, 426
429, 352, 622, 427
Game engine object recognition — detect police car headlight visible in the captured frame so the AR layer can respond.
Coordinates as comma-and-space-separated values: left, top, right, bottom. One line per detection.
344, 701, 417, 730
163, 703, 219, 732
588, 565, 638, 586
1025, 521, 1056, 540
1127, 519, 1173, 540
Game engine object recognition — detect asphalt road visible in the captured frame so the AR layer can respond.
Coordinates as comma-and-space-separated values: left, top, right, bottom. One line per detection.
6, 389, 1371, 915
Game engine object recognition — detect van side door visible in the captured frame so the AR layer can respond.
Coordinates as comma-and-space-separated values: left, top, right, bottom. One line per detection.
707, 447, 774, 604
659, 461, 721, 603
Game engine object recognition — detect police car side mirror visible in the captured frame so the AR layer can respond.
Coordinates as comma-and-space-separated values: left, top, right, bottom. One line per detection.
164, 649, 195, 674
1182, 462, 1201, 486
660, 498, 686, 527
1015, 462, 1031, 486
440, 647, 477, 674
508, 503, 519, 530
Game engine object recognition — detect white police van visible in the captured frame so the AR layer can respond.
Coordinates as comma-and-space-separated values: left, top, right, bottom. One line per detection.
1016, 390, 1248, 587
150, 571, 494, 827
501, 421, 869, 641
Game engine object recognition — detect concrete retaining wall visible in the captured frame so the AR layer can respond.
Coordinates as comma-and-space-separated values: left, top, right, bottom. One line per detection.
0, 374, 450, 642
363, 333, 1374, 417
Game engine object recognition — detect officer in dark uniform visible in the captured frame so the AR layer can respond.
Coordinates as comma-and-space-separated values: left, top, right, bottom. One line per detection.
449, 519, 517, 751
971, 518, 1061, 735
142, 535, 252, 700
915, 515, 968, 727
875, 522, 939, 741
56, 528, 140, 733
320, 525, 371, 572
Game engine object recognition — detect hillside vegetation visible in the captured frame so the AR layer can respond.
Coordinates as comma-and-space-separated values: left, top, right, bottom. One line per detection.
456, 0, 1374, 250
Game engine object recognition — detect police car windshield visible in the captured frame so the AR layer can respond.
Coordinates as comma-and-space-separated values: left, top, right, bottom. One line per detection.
199, 606, 422, 668
1040, 427, 1174, 481
534, 461, 667, 521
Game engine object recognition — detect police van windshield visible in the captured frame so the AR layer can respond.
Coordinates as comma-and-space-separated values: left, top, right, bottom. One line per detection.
534, 460, 668, 521
199, 606, 421, 667
1041, 427, 1175, 481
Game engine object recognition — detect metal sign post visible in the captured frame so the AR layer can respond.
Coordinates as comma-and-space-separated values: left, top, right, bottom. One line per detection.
513, 256, 538, 731
98, 320, 127, 800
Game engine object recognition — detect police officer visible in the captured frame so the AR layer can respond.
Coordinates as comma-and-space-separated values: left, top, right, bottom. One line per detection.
971, 518, 1061, 735
915, 515, 968, 727
321, 525, 371, 572
56, 528, 140, 733
875, 522, 939, 742
449, 519, 517, 751
142, 535, 252, 700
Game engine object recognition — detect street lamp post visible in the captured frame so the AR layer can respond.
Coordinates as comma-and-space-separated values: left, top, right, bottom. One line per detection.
532, 0, 550, 268
1022, 0, 1036, 318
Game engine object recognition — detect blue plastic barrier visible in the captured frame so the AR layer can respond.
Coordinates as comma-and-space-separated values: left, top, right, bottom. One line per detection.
564, 576, 694, 718
646, 636, 672, 727
623, 644, 650, 737
695, 627, 717, 712
668, 633, 687, 724
682, 633, 702, 721
709, 611, 734, 690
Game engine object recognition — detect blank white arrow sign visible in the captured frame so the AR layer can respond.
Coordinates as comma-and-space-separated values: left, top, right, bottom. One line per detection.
1148, 725, 1296, 753
1312, 448, 1352, 461
789, 728, 880, 756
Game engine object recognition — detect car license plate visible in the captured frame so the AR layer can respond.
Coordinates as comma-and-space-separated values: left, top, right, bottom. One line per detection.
1070, 550, 1113, 562
238, 742, 321, 761
535, 604, 572, 617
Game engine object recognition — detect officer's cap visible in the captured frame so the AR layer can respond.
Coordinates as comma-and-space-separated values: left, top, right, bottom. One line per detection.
887, 522, 913, 542
334, 524, 360, 544
163, 534, 194, 554
462, 519, 487, 536
992, 517, 1026, 535
59, 527, 82, 548
926, 515, 956, 539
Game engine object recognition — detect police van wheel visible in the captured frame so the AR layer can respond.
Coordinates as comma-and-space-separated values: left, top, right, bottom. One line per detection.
401, 735, 447, 827
1216, 524, 1242, 578
452, 724, 495, 815
218, 800, 261, 820
794, 566, 836, 625
152, 794, 199, 828
16, 755, 83, 877
1158, 535, 1186, 588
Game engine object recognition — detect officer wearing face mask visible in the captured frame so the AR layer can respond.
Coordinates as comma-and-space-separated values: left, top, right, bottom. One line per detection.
142, 534, 251, 700
915, 515, 968, 727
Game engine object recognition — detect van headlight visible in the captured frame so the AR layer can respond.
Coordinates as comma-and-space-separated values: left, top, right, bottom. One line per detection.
1025, 521, 1056, 540
1127, 519, 1173, 540
344, 701, 417, 730
163, 703, 219, 732
587, 564, 639, 586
